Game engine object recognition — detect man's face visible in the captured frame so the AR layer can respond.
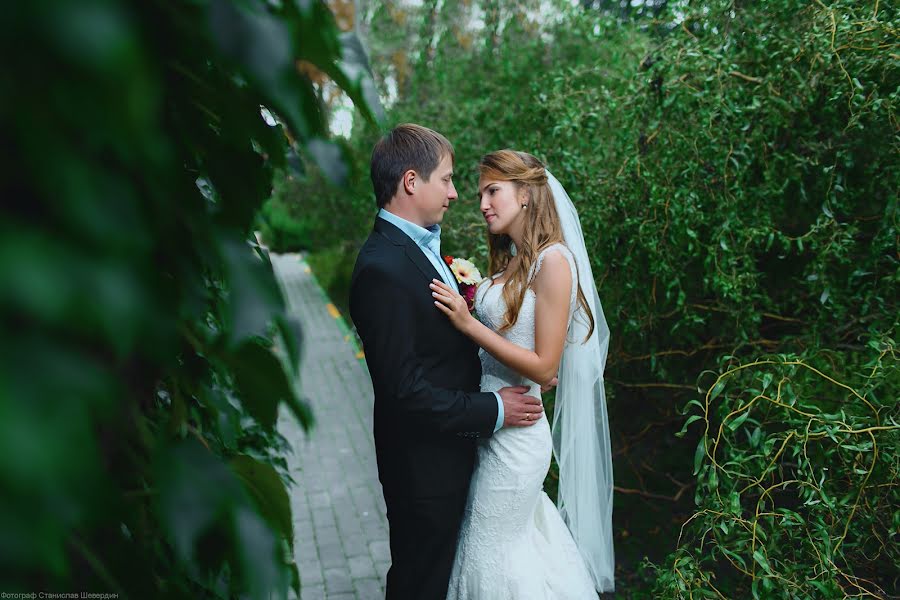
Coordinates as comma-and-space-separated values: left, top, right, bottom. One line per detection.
415, 153, 457, 227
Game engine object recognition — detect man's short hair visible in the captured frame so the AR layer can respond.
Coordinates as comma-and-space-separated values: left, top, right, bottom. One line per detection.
370, 124, 454, 209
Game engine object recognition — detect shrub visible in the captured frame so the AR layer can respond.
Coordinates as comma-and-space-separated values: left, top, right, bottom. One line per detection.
654, 339, 899, 597
263, 0, 898, 593
2, 1, 377, 596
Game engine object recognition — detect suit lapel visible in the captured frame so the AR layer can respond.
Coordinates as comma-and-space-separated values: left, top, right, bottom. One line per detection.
373, 217, 445, 284
405, 244, 446, 284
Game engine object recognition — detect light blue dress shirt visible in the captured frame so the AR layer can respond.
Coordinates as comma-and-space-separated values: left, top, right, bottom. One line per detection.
377, 209, 505, 433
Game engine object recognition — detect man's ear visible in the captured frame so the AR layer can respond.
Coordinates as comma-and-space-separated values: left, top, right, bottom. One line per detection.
402, 169, 417, 195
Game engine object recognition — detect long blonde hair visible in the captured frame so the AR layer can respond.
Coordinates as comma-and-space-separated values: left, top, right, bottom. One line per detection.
480, 150, 595, 339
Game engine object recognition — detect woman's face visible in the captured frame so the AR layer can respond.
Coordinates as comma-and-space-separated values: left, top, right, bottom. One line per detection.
478, 177, 527, 237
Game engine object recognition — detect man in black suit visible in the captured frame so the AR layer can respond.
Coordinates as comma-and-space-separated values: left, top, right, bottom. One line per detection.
349, 124, 543, 599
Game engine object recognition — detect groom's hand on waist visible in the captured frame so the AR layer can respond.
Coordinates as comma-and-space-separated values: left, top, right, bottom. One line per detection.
498, 386, 543, 428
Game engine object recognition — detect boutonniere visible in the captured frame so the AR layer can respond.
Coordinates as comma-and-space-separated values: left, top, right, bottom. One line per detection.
443, 255, 483, 312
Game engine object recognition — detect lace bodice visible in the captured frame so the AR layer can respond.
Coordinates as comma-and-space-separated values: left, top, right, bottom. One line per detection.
447, 241, 597, 599
473, 243, 579, 388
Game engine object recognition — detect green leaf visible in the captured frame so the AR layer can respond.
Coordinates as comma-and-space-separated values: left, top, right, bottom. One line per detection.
708, 466, 718, 490
207, 0, 322, 139
275, 314, 303, 376
335, 31, 386, 123
676, 414, 703, 438
230, 455, 293, 548
234, 506, 289, 600
226, 340, 296, 431
168, 385, 188, 437
693, 436, 707, 476
220, 234, 285, 345
206, 139, 270, 230
708, 379, 726, 401
729, 491, 742, 515
284, 393, 315, 432
682, 399, 705, 414
726, 409, 751, 432
308, 137, 349, 186
750, 427, 762, 448
155, 440, 245, 563
721, 546, 746, 569
752, 549, 773, 575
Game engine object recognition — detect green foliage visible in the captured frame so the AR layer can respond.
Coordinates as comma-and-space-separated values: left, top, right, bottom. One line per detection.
260, 134, 378, 255
1, 0, 375, 596
654, 339, 898, 597
306, 245, 358, 319
258, 172, 319, 252
270, 0, 897, 594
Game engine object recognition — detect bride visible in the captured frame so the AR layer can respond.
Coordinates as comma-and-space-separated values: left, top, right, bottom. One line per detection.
429, 150, 615, 598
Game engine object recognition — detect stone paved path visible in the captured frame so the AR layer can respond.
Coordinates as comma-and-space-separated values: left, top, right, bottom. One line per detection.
271, 253, 390, 600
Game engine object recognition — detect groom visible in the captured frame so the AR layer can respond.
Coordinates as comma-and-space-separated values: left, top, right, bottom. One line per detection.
349, 124, 543, 599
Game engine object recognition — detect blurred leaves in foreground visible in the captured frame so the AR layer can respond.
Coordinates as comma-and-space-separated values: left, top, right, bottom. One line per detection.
1, 0, 376, 596
263, 0, 898, 595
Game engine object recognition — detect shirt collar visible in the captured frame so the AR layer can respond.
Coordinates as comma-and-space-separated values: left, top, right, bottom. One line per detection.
377, 208, 441, 248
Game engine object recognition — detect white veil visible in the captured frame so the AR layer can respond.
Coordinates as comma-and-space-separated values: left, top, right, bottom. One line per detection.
546, 170, 615, 592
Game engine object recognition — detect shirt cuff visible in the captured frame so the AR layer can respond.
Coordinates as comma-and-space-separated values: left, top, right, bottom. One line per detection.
493, 391, 504, 432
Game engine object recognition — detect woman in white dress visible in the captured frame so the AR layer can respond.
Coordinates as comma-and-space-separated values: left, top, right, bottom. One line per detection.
429, 150, 615, 598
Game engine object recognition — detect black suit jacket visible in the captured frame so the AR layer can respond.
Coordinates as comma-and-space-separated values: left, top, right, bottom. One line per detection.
349, 217, 498, 499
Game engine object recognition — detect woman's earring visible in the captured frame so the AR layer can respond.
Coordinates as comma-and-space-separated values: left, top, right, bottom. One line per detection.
521, 204, 527, 209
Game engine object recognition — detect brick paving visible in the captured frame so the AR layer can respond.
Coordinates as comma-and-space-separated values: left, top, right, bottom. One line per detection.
271, 253, 390, 600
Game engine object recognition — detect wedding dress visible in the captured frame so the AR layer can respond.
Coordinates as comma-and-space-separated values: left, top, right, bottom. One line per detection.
446, 243, 597, 599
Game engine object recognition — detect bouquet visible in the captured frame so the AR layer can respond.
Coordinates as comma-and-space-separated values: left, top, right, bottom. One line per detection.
443, 255, 482, 312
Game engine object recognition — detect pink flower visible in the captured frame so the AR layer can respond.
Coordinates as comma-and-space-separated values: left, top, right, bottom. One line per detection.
462, 283, 477, 311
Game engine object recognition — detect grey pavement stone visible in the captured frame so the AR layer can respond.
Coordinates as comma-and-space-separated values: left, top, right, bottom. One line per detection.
375, 561, 391, 582
291, 492, 311, 512
332, 499, 356, 516
294, 519, 314, 540
312, 508, 337, 531
348, 554, 376, 580
307, 477, 328, 493
361, 520, 387, 541
272, 253, 390, 599
341, 533, 368, 558
345, 514, 368, 529
336, 521, 365, 540
299, 583, 326, 600
309, 491, 331, 508
323, 568, 354, 594
299, 562, 324, 586
369, 540, 391, 564
314, 524, 340, 545
294, 542, 319, 566
318, 542, 346, 570
354, 578, 384, 600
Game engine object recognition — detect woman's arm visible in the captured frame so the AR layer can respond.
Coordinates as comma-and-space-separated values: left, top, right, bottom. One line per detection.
430, 250, 572, 385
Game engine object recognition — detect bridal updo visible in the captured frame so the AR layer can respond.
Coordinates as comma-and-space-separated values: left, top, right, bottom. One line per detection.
479, 150, 594, 338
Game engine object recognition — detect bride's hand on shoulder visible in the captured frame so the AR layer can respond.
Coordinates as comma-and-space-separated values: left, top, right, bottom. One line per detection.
430, 279, 474, 332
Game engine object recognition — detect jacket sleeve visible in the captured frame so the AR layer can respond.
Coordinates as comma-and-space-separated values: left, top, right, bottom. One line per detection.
350, 262, 498, 438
